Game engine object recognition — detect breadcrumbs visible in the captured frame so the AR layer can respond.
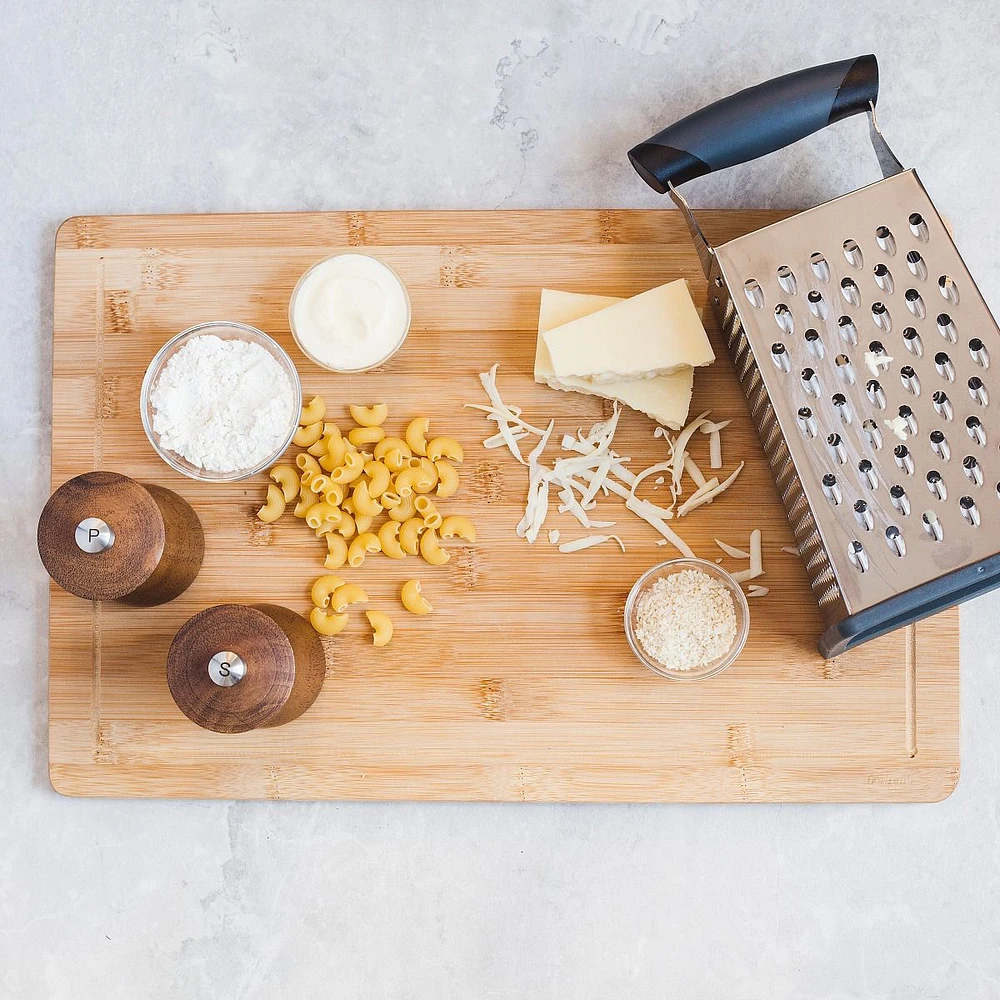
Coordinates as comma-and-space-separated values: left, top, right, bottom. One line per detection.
633, 569, 737, 670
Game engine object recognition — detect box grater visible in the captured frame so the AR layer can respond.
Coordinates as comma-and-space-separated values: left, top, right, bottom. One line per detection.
629, 54, 1000, 657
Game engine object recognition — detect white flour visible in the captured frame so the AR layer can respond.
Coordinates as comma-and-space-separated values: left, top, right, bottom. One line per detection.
150, 334, 295, 473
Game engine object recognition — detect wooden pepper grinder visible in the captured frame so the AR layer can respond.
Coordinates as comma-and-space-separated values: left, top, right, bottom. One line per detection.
37, 471, 204, 605
166, 604, 327, 733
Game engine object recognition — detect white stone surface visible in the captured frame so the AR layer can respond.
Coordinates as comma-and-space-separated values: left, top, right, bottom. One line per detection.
3, 1, 1000, 996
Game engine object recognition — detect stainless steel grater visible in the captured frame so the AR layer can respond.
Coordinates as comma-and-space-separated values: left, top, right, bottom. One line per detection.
629, 55, 1000, 657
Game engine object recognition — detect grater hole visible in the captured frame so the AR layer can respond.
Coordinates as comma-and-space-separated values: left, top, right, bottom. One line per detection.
853, 499, 874, 530
963, 455, 984, 486
776, 265, 797, 295
885, 525, 906, 556
932, 390, 953, 420
714, 276, 724, 287
801, 367, 820, 396
871, 301, 891, 332
806, 289, 827, 319
922, 510, 944, 541
822, 472, 842, 505
909, 213, 930, 241
890, 484, 911, 515
929, 428, 951, 460
841, 277, 861, 306
858, 459, 877, 490
832, 393, 852, 424
848, 539, 869, 572
902, 326, 923, 357
866, 379, 886, 409
774, 303, 794, 334
770, 342, 791, 372
835, 354, 855, 384
936, 313, 957, 342
959, 495, 980, 526
926, 470, 947, 500
809, 252, 831, 282
804, 328, 824, 359
904, 288, 926, 318
894, 444, 914, 474
873, 263, 894, 294
862, 418, 883, 448
744, 278, 764, 308
965, 414, 986, 446
969, 376, 989, 406
906, 250, 928, 279
934, 351, 955, 381
797, 406, 818, 438
876, 226, 896, 255
898, 405, 917, 434
969, 338, 990, 369
827, 432, 846, 463
843, 239, 864, 268
938, 274, 959, 305
838, 316, 858, 345
900, 365, 921, 395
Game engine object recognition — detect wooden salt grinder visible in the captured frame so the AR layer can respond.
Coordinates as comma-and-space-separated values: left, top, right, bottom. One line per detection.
166, 604, 327, 733
37, 470, 204, 605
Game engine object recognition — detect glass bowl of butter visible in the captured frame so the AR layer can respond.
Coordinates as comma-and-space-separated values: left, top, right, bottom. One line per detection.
288, 252, 412, 373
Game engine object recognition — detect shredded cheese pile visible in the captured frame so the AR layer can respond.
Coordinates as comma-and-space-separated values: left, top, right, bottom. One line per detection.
467, 363, 745, 558
633, 569, 737, 670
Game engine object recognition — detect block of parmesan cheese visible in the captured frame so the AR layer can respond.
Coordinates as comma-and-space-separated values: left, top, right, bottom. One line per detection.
542, 278, 715, 382
534, 289, 694, 429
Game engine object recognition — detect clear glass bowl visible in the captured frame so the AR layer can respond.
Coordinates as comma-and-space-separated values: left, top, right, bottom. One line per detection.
140, 321, 301, 483
287, 252, 412, 373
624, 558, 750, 680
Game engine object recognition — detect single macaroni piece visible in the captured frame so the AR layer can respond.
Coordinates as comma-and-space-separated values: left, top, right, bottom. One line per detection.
324, 533, 349, 569
399, 517, 425, 555
311, 574, 347, 608
365, 610, 394, 647
374, 436, 411, 461
439, 515, 476, 542
310, 607, 348, 636
434, 460, 459, 499
419, 527, 450, 565
305, 501, 342, 530
378, 520, 407, 559
323, 434, 350, 469
394, 465, 435, 496
293, 420, 324, 448
308, 422, 341, 457
331, 582, 369, 612
363, 460, 391, 498
296, 453, 322, 483
293, 486, 319, 518
414, 495, 443, 529
349, 403, 389, 428
382, 447, 410, 474
334, 510, 357, 539
386, 492, 418, 522
400, 578, 433, 615
347, 531, 381, 568
348, 425, 385, 448
308, 474, 333, 496
257, 483, 286, 522
413, 457, 439, 494
353, 513, 374, 534
352, 480, 383, 518
269, 465, 299, 503
300, 396, 327, 425
405, 416, 431, 456
380, 490, 402, 510
330, 450, 365, 484
426, 437, 464, 463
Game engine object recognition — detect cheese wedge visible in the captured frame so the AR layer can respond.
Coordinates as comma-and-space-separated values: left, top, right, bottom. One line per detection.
542, 278, 715, 382
534, 289, 695, 429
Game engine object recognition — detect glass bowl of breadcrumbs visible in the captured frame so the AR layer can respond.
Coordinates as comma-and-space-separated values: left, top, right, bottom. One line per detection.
624, 558, 749, 679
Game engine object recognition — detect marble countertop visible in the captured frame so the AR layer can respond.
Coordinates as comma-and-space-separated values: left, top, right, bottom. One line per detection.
4, 2, 999, 996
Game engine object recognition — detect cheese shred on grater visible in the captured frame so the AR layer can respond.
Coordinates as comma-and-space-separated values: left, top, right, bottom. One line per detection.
630, 54, 1000, 658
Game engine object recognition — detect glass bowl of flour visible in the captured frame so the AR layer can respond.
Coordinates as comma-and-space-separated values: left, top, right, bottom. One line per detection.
141, 322, 301, 482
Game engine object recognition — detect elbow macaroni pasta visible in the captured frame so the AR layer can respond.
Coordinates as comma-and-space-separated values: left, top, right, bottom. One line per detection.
405, 416, 430, 456
324, 534, 349, 570
378, 520, 406, 559
311, 574, 346, 608
350, 404, 389, 427
348, 425, 385, 448
347, 531, 381, 568
374, 437, 411, 461
331, 583, 368, 612
365, 610, 393, 647
400, 579, 433, 615
363, 460, 391, 498
414, 495, 442, 529
439, 515, 476, 542
434, 461, 459, 498
419, 528, 449, 566
352, 480, 383, 518
293, 420, 324, 448
257, 483, 286, 523
310, 607, 348, 636
269, 465, 299, 503
300, 396, 327, 425
426, 437, 464, 463
399, 517, 424, 555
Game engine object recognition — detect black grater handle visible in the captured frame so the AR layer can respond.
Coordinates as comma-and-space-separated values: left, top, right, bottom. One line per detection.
629, 55, 878, 193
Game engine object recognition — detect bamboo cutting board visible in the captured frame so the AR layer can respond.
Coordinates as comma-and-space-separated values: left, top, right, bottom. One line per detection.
49, 210, 959, 801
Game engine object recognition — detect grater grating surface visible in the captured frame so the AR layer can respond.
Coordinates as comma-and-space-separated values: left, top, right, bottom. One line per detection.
709, 169, 1000, 627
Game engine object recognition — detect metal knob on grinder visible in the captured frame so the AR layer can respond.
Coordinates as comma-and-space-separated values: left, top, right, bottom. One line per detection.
36, 470, 204, 604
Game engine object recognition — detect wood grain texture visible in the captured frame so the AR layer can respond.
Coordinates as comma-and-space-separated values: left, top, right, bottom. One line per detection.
49, 210, 959, 801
